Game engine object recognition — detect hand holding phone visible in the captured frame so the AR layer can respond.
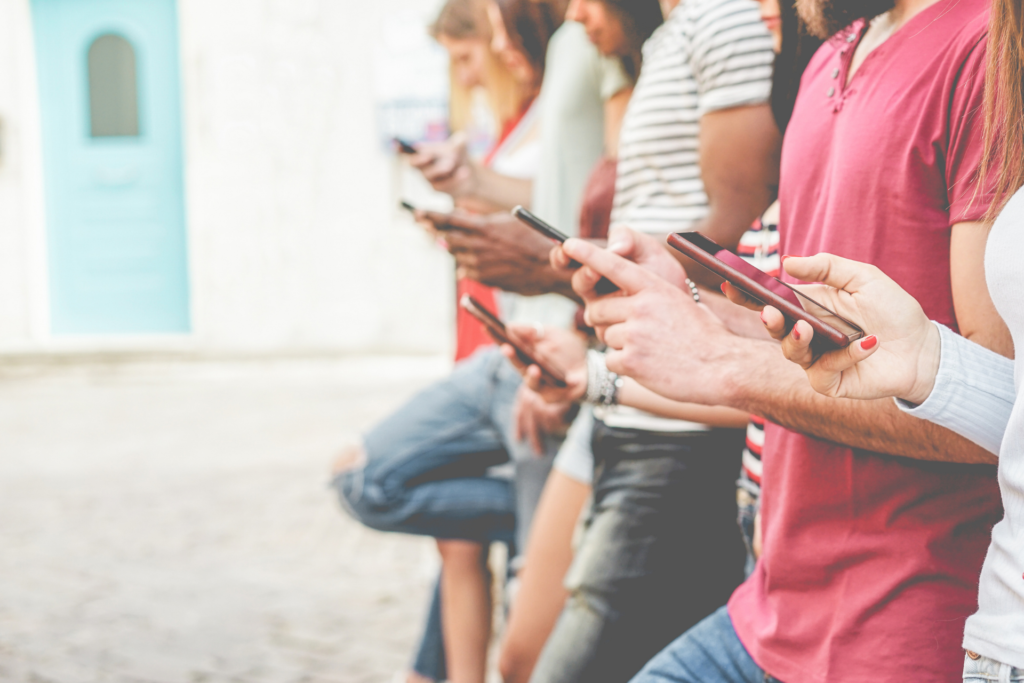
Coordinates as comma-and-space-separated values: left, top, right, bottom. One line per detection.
511, 206, 618, 295
460, 295, 568, 387
666, 231, 865, 350
394, 137, 418, 154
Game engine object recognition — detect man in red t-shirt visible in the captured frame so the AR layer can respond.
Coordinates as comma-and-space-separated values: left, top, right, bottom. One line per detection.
551, 0, 1011, 681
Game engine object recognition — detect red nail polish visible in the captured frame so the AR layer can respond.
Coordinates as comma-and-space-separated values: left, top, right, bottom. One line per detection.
760, 311, 767, 325
861, 335, 878, 350
792, 326, 801, 341
781, 255, 791, 266
721, 282, 728, 294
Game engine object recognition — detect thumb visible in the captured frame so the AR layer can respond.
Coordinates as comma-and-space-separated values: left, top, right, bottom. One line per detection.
783, 253, 885, 294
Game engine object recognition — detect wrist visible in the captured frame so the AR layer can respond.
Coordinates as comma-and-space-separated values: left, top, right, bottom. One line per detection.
904, 322, 942, 405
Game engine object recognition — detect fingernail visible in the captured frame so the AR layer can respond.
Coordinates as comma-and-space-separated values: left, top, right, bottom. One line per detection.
861, 335, 878, 350
792, 326, 801, 341
760, 311, 768, 325
608, 241, 627, 253
781, 255, 790, 264
720, 283, 728, 294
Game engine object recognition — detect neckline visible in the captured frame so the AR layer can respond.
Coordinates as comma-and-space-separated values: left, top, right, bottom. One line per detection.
839, 0, 955, 95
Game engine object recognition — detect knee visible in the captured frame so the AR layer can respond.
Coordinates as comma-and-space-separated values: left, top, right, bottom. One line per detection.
498, 641, 535, 683
331, 444, 389, 528
436, 538, 486, 566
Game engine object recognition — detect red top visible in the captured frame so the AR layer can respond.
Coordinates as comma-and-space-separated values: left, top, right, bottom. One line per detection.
454, 105, 534, 362
729, 2, 1003, 681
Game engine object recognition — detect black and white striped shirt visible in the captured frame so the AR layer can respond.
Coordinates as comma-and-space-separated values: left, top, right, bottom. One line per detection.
611, 0, 774, 234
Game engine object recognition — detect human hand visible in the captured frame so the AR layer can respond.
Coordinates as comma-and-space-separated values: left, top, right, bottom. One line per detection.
561, 238, 740, 405
500, 324, 588, 404
441, 213, 570, 296
513, 385, 574, 455
406, 133, 476, 199
723, 253, 939, 403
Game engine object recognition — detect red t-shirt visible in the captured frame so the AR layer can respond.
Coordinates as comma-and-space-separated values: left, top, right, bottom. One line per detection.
728, 2, 1003, 682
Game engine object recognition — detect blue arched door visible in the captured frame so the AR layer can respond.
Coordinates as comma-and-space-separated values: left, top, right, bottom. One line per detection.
32, 0, 190, 334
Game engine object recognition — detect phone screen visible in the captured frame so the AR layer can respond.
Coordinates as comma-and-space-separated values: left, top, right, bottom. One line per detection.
674, 233, 864, 341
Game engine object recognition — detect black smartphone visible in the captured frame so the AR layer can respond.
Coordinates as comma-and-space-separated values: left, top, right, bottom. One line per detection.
512, 206, 571, 242
460, 294, 568, 387
511, 206, 618, 295
666, 231, 865, 350
394, 137, 418, 154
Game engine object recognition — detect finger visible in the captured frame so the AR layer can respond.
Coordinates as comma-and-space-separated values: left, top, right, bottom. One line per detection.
806, 335, 881, 397
721, 282, 765, 312
778, 320, 816, 369
524, 365, 545, 394
506, 323, 539, 346
500, 344, 529, 375
583, 296, 633, 329
782, 253, 883, 293
550, 245, 575, 271
760, 306, 789, 341
602, 322, 628, 351
562, 238, 660, 295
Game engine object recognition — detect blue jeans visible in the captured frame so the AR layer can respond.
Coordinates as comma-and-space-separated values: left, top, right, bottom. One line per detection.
963, 653, 1024, 682
529, 422, 747, 683
630, 606, 780, 683
333, 347, 560, 680
736, 468, 760, 578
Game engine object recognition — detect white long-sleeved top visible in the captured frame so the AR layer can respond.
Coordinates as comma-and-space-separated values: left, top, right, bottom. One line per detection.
898, 186, 1024, 668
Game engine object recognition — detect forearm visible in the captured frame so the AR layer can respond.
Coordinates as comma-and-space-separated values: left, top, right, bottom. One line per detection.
618, 378, 750, 429
721, 338, 998, 464
469, 164, 533, 212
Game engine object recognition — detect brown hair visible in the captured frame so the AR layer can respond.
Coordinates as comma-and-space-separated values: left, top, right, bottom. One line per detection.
980, 0, 1024, 222
595, 0, 664, 82
494, 0, 566, 77
431, 0, 524, 131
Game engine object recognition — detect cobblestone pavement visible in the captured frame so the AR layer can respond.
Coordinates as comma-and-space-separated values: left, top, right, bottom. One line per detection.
0, 357, 452, 683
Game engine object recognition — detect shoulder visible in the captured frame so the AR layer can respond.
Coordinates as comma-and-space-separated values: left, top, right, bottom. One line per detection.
678, 0, 766, 40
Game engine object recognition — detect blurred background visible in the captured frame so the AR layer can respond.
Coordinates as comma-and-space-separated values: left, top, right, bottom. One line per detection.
0, 0, 466, 681
0, 0, 458, 357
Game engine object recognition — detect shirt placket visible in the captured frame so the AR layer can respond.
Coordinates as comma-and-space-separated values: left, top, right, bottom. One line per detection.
829, 26, 869, 113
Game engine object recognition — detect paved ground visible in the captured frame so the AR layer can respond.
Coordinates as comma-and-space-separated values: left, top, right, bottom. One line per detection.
0, 356, 452, 683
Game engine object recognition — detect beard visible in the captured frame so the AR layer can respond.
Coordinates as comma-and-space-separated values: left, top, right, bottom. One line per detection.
795, 0, 897, 38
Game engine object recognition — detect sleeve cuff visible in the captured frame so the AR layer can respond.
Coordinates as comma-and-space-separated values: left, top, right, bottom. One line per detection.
896, 322, 1015, 455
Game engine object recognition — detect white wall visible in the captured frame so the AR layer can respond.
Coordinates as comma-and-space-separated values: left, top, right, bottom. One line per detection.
0, 0, 456, 356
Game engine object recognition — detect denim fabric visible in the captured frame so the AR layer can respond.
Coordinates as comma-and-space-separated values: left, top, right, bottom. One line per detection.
629, 606, 777, 683
334, 346, 561, 681
412, 578, 446, 681
334, 346, 559, 545
963, 653, 1024, 682
736, 469, 760, 578
529, 423, 747, 683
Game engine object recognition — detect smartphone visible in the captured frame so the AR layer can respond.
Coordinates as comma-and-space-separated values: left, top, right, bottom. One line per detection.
511, 206, 618, 295
459, 294, 568, 387
666, 231, 865, 350
394, 137, 418, 154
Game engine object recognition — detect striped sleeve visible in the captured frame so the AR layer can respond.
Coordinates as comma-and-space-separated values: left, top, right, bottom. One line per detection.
685, 0, 774, 116
897, 323, 1016, 455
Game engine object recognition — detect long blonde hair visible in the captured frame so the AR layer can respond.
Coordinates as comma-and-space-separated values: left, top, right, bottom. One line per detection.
980, 0, 1024, 221
431, 0, 523, 132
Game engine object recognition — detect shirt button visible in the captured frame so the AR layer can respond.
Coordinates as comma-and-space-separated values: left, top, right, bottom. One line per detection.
827, 87, 835, 97
846, 33, 856, 43
832, 68, 839, 78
